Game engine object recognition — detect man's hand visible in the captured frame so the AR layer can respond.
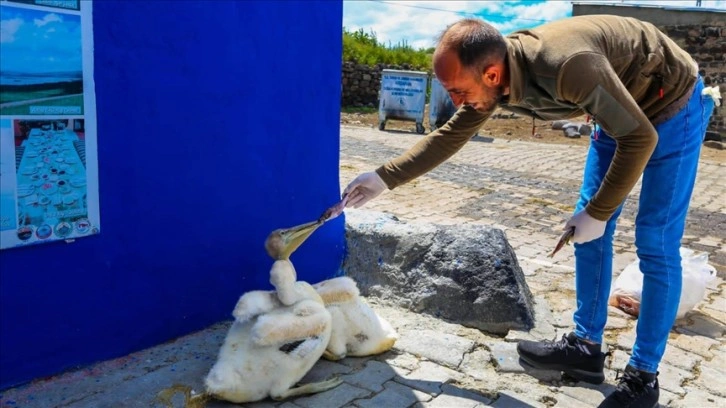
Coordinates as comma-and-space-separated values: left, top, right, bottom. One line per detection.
565, 209, 606, 244
343, 171, 388, 208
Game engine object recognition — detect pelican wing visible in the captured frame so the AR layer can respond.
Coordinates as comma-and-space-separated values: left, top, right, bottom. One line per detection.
232, 290, 281, 323
251, 301, 329, 347
313, 277, 359, 306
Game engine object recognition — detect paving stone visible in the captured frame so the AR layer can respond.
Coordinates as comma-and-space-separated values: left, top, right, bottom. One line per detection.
669, 386, 726, 408
394, 361, 460, 395
342, 360, 397, 393
603, 315, 631, 330
491, 390, 545, 408
421, 394, 481, 408
661, 342, 702, 371
530, 296, 558, 339
439, 384, 492, 405
671, 333, 719, 359
294, 383, 370, 408
300, 359, 353, 383
658, 389, 680, 407
675, 312, 726, 338
696, 364, 726, 397
394, 329, 475, 369
560, 382, 617, 406
701, 304, 726, 323
490, 342, 561, 382
703, 295, 725, 315
381, 351, 420, 373
552, 392, 597, 407
656, 362, 693, 395
337, 356, 373, 371
278, 403, 303, 408
504, 330, 539, 342
607, 349, 631, 370
700, 350, 726, 375
460, 348, 494, 381
354, 380, 431, 408
615, 329, 636, 352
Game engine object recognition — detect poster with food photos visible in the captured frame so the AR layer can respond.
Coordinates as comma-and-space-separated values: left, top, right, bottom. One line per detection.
0, 0, 100, 250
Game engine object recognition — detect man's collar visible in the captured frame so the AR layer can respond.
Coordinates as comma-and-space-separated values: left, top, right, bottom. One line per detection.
504, 38, 523, 105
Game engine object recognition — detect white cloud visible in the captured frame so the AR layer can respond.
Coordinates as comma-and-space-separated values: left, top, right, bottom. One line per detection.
0, 18, 23, 43
33, 13, 62, 28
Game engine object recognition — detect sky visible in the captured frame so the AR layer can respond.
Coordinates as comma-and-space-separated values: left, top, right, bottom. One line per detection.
0, 4, 81, 74
343, 0, 726, 49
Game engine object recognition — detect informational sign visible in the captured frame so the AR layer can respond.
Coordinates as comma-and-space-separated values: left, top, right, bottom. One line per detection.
378, 69, 428, 124
0, 0, 100, 250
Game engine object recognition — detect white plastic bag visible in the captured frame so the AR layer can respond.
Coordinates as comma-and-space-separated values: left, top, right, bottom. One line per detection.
608, 247, 717, 319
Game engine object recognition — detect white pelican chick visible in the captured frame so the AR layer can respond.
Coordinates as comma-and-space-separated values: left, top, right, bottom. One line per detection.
313, 276, 398, 361
158, 220, 341, 407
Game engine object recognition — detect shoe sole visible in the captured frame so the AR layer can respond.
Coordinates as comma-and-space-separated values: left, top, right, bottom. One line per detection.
518, 355, 605, 384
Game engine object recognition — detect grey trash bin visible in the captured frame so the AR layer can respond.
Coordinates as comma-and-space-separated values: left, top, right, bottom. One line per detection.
428, 77, 478, 137
378, 69, 428, 134
429, 77, 458, 131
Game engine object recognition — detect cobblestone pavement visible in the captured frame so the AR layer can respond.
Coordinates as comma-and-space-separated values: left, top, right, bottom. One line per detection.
0, 126, 723, 408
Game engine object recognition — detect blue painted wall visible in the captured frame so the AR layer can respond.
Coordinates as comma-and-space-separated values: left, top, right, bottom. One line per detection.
0, 0, 345, 390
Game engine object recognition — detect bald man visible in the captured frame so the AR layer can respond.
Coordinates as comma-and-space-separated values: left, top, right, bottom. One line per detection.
343, 15, 717, 408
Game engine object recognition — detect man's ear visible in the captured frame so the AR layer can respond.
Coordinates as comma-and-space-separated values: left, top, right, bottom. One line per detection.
481, 64, 503, 87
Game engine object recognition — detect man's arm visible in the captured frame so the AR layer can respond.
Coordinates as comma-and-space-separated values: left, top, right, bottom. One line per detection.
558, 52, 659, 221
375, 104, 492, 189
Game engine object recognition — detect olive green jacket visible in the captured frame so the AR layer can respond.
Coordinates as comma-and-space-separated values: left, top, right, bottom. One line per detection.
375, 14, 698, 221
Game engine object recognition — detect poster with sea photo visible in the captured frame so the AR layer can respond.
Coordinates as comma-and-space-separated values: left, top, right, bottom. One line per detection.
0, 2, 83, 116
0, 0, 99, 250
5, 0, 80, 12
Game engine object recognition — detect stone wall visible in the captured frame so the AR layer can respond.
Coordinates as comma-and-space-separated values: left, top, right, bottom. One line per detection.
661, 24, 725, 136
573, 3, 725, 137
341, 61, 430, 107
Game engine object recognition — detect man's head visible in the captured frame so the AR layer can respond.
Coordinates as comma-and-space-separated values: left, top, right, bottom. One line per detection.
433, 18, 508, 113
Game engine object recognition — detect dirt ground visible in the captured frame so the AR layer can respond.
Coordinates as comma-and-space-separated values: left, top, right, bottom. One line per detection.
340, 105, 725, 161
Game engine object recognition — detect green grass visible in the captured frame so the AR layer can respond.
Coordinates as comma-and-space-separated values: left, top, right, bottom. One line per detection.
0, 94, 84, 115
0, 89, 68, 104
343, 28, 432, 70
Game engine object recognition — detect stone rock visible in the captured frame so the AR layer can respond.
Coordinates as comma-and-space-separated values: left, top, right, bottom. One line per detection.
705, 131, 722, 142
552, 120, 569, 130
342, 209, 535, 334
563, 127, 581, 138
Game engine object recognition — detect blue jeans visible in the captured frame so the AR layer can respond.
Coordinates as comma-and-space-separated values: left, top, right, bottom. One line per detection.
572, 77, 714, 373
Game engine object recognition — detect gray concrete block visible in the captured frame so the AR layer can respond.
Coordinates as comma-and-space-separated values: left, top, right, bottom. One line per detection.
354, 380, 431, 408
491, 342, 561, 382
552, 392, 597, 407
491, 390, 544, 407
300, 359, 353, 384
695, 364, 726, 397
342, 360, 397, 393
294, 383, 370, 408
460, 347, 494, 381
670, 386, 726, 408
671, 333, 719, 359
394, 329, 475, 368
440, 384, 492, 405
395, 361, 459, 395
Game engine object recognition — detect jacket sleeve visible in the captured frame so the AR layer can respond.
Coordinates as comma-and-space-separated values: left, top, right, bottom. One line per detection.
375, 104, 492, 189
558, 52, 658, 221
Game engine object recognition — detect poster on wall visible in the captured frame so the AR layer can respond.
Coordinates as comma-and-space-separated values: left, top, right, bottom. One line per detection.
0, 0, 99, 250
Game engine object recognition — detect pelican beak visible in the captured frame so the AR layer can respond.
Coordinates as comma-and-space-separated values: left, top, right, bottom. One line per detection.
266, 220, 322, 259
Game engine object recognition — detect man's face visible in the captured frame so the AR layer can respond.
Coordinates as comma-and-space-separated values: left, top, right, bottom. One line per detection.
434, 50, 503, 113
